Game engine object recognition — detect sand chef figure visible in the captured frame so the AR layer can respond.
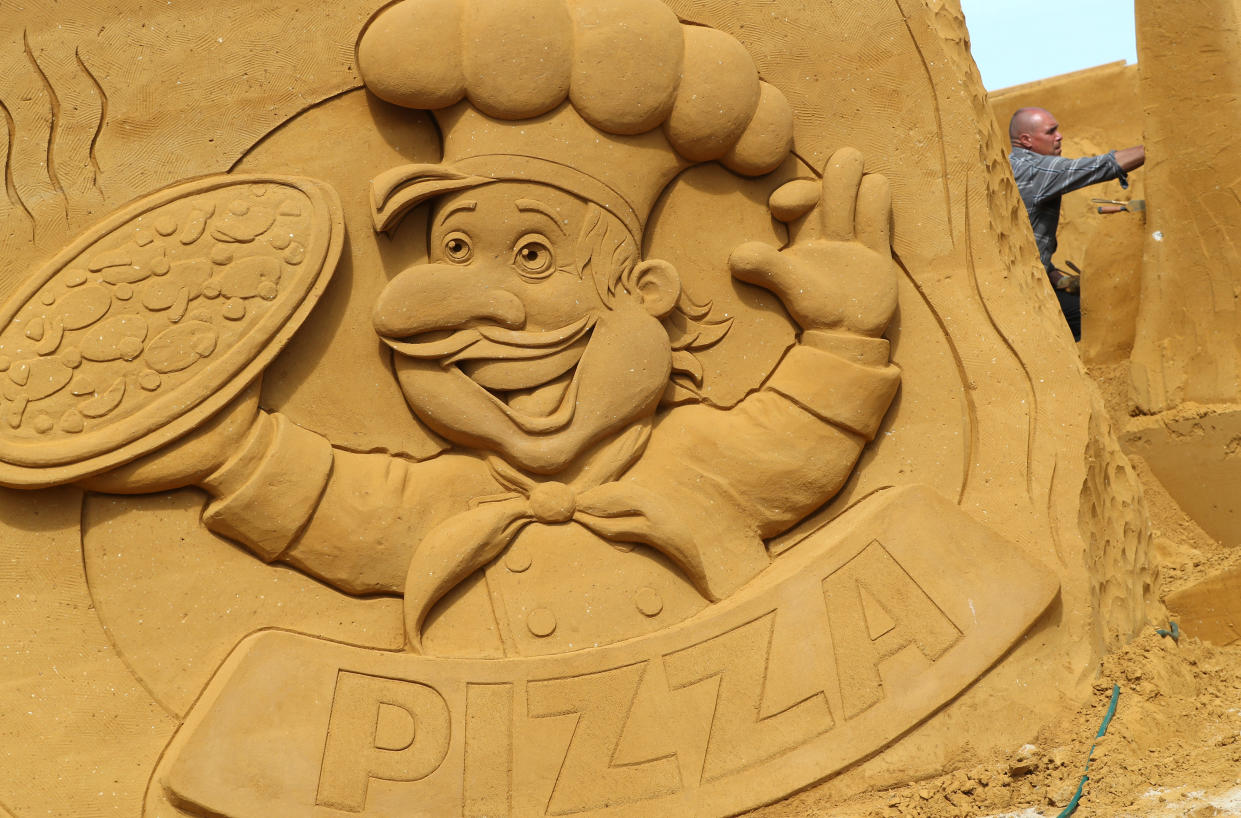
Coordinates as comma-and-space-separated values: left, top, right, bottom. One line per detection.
217, 0, 902, 657
0, 0, 903, 660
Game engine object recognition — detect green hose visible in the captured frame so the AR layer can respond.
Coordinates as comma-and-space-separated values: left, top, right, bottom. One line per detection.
1055, 683, 1121, 818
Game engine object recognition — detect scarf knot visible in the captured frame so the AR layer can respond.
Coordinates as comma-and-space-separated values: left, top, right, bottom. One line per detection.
528, 481, 575, 523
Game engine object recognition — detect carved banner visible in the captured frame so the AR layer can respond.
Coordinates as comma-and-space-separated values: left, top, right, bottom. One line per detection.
150, 485, 1058, 818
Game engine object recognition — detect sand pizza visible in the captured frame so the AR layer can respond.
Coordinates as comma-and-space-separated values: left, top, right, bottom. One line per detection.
0, 174, 343, 487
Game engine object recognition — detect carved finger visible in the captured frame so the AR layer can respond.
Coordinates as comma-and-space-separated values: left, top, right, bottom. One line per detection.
855, 173, 892, 255
820, 147, 865, 242
769, 178, 821, 246
728, 241, 797, 294
769, 178, 820, 220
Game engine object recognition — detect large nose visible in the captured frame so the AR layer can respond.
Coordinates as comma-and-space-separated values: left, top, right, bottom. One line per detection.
372, 263, 526, 338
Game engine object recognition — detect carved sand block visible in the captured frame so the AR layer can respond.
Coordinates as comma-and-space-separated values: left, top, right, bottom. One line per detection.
0, 175, 343, 486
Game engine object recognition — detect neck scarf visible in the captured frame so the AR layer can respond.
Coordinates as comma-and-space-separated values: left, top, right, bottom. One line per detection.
403, 421, 715, 650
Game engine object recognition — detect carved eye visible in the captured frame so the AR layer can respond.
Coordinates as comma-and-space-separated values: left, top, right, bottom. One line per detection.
513, 236, 554, 279
443, 233, 472, 263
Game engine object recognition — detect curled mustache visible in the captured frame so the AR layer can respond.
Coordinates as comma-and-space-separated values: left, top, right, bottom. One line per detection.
381, 314, 595, 365
383, 314, 596, 434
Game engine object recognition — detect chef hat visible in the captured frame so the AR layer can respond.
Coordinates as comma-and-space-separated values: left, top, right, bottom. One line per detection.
359, 0, 794, 237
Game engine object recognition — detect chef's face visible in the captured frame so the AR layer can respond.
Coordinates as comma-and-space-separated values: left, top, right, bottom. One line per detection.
373, 182, 679, 474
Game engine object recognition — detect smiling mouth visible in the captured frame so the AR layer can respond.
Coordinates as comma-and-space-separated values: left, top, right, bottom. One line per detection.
382, 315, 596, 433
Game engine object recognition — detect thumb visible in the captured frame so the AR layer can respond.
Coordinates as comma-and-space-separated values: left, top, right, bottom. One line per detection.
728, 241, 798, 293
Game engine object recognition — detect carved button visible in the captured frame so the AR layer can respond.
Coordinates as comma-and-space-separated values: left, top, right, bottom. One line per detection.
527, 607, 557, 637
528, 482, 575, 524
634, 587, 663, 617
504, 546, 531, 573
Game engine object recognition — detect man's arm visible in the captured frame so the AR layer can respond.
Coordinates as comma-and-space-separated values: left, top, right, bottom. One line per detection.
1115, 145, 1145, 172
1011, 149, 1134, 203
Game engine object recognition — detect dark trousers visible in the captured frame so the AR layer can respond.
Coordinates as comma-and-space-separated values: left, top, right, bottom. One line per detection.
1055, 288, 1081, 342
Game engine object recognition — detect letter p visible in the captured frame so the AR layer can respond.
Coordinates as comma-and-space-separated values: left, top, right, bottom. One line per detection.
316, 671, 451, 812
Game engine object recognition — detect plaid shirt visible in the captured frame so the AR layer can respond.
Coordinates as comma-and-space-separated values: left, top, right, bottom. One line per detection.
1009, 147, 1128, 273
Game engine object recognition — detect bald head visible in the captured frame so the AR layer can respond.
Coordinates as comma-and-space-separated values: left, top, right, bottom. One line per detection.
1009, 107, 1062, 156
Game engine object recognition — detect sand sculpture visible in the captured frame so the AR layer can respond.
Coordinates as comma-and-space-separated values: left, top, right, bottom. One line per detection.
0, 0, 1155, 815
1109, 0, 1241, 562
1129, 0, 1241, 412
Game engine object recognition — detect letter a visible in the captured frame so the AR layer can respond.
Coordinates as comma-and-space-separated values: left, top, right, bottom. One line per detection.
824, 541, 961, 719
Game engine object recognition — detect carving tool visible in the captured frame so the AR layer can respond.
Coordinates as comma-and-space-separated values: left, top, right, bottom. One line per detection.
1092, 198, 1145, 214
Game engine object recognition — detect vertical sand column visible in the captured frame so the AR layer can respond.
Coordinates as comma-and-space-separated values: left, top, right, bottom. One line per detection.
1121, 0, 1241, 550
1131, 0, 1241, 411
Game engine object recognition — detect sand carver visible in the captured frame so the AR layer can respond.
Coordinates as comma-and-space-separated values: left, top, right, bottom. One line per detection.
0, 0, 900, 658
1009, 106, 1145, 341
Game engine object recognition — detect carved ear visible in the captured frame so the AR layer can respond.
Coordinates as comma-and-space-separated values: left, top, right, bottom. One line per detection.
0, 173, 343, 488
623, 259, 680, 318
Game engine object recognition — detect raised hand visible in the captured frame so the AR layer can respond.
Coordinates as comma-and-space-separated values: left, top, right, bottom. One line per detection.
728, 147, 898, 338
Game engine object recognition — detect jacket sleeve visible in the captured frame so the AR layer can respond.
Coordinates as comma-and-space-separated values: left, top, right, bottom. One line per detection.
642, 330, 899, 546
1014, 150, 1129, 203
198, 412, 490, 595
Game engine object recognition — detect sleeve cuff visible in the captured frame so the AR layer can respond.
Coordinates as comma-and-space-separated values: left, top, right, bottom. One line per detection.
763, 334, 901, 440
201, 413, 333, 561
1106, 151, 1130, 189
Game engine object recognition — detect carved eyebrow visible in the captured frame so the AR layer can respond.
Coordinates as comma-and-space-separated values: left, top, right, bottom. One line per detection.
435, 200, 477, 227
515, 199, 567, 235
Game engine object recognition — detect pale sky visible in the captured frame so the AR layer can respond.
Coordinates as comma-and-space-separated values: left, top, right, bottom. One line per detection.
959, 0, 1138, 91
